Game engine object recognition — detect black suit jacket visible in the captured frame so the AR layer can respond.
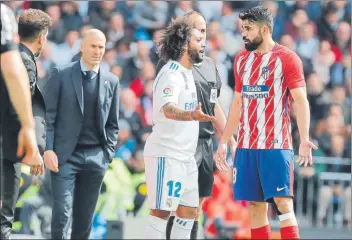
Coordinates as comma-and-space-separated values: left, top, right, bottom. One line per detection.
2, 44, 46, 162
45, 60, 120, 165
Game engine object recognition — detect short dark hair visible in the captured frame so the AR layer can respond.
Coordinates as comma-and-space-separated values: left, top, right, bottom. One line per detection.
18, 9, 52, 42
239, 6, 274, 33
158, 16, 193, 61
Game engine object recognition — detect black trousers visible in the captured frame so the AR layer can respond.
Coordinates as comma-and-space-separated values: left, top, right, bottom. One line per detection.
51, 145, 109, 239
0, 159, 21, 239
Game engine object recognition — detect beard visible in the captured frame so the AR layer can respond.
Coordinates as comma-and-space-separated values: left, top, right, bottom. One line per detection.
187, 46, 203, 64
243, 34, 264, 51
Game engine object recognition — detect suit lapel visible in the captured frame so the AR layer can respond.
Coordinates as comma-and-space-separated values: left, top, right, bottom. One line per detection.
97, 69, 107, 135
72, 61, 84, 115
98, 69, 107, 112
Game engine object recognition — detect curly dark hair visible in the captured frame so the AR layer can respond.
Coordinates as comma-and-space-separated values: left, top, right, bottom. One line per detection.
158, 16, 194, 61
18, 9, 52, 42
239, 6, 274, 33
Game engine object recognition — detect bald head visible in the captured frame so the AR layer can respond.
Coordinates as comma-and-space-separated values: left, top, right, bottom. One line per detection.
82, 29, 106, 42
80, 29, 106, 68
184, 11, 207, 40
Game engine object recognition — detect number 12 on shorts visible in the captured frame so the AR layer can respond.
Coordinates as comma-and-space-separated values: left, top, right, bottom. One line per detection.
167, 180, 182, 197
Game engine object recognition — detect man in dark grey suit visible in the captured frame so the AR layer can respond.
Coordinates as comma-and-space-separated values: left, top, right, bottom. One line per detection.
44, 29, 120, 239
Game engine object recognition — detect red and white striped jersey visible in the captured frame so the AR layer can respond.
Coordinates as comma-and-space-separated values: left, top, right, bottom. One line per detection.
234, 44, 305, 150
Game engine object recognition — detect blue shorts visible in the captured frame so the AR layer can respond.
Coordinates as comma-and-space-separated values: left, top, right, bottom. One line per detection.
233, 148, 295, 202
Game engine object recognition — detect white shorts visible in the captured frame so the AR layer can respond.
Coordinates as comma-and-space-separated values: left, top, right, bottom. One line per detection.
144, 156, 199, 211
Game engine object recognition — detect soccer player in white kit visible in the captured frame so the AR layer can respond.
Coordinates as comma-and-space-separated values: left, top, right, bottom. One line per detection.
143, 16, 216, 239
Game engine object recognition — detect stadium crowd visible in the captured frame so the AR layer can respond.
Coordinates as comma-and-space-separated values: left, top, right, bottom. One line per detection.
4, 0, 351, 238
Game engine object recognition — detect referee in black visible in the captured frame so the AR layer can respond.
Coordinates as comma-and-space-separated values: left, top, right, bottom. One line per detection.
156, 12, 237, 239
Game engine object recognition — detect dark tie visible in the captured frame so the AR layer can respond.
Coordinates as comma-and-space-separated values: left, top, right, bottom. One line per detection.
84, 71, 94, 80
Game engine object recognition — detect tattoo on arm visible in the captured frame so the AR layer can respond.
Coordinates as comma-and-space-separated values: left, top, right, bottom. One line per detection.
163, 103, 193, 121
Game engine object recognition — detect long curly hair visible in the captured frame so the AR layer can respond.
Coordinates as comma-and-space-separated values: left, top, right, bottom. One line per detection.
158, 16, 193, 61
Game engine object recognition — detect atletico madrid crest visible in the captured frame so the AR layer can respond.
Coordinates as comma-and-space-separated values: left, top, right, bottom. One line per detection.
261, 66, 270, 80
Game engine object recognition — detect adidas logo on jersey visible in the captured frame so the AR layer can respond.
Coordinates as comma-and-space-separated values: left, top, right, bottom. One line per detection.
169, 62, 179, 70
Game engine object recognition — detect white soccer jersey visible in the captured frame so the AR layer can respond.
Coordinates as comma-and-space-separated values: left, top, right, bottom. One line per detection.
143, 60, 199, 162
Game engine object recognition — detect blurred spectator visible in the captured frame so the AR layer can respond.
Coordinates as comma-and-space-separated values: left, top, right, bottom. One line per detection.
293, 0, 322, 23
331, 85, 351, 124
220, 2, 238, 33
125, 148, 145, 174
279, 34, 296, 51
107, 13, 126, 46
134, 1, 168, 37
285, 8, 315, 40
111, 65, 123, 80
317, 4, 339, 43
140, 79, 154, 127
317, 135, 351, 227
209, 32, 233, 87
18, 171, 52, 238
306, 72, 331, 124
329, 0, 351, 23
122, 41, 151, 86
313, 40, 335, 85
130, 61, 155, 98
116, 1, 136, 27
50, 30, 80, 66
262, 1, 285, 41
61, 1, 83, 31
335, 22, 351, 54
149, 30, 163, 66
173, 1, 195, 18
296, 23, 319, 60
196, 1, 222, 22
115, 36, 133, 69
119, 88, 144, 143
102, 47, 118, 69
6, 1, 24, 16
316, 114, 345, 155
206, 21, 221, 52
114, 119, 136, 163
342, 54, 351, 83
46, 4, 66, 44
222, 18, 244, 57
89, 0, 116, 32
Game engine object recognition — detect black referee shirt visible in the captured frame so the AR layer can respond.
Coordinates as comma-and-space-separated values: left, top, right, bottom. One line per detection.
0, 3, 20, 121
156, 56, 222, 139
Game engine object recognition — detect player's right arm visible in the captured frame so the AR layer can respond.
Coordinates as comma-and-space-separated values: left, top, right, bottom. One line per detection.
1, 4, 43, 170
158, 72, 215, 122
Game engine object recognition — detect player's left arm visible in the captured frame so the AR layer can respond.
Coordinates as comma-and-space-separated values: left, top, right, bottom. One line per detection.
284, 52, 318, 166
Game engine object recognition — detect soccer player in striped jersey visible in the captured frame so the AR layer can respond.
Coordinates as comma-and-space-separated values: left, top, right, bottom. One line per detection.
143, 16, 215, 239
215, 6, 317, 240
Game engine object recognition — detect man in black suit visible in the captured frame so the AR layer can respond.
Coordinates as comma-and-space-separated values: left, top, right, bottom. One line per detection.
0, 8, 51, 239
44, 29, 120, 239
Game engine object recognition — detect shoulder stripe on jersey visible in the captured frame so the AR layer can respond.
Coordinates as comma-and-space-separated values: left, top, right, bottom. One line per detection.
169, 62, 179, 70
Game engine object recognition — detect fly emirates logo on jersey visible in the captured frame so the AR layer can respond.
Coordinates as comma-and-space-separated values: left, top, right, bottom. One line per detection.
242, 85, 269, 99
184, 93, 197, 110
